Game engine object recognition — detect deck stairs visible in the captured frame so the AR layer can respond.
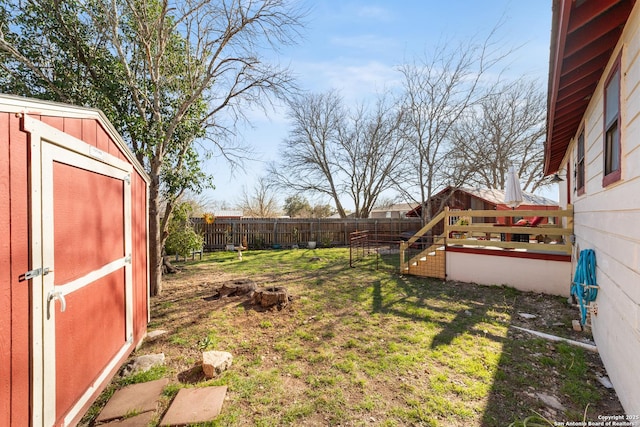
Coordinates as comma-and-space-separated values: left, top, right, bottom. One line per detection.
404, 236, 446, 279
400, 211, 447, 279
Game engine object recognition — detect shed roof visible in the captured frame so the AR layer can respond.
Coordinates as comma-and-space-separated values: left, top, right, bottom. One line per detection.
405, 186, 558, 217
0, 94, 150, 183
545, 0, 635, 175
455, 187, 558, 207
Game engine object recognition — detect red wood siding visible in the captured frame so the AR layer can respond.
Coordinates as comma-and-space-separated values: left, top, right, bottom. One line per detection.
1, 107, 149, 426
0, 111, 12, 427
0, 112, 31, 425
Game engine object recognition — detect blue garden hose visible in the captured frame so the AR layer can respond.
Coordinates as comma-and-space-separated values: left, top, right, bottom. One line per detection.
571, 249, 598, 325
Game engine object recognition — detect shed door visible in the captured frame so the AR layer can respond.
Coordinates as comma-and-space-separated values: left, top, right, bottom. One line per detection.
26, 117, 133, 427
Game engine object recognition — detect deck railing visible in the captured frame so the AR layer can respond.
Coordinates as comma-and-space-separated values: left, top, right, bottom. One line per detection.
400, 206, 574, 276
444, 206, 573, 254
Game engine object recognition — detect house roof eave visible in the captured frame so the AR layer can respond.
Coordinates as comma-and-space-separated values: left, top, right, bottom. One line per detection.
544, 0, 635, 176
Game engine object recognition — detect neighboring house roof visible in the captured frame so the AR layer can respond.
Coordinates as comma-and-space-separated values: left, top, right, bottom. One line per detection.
214, 210, 244, 218
370, 203, 417, 214
545, 0, 635, 175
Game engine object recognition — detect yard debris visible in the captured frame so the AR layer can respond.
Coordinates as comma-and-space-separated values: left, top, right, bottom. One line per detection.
597, 375, 614, 389
162, 256, 180, 274
120, 353, 165, 377
535, 393, 566, 412
217, 279, 257, 298
511, 326, 598, 352
517, 312, 538, 319
205, 279, 257, 300
202, 350, 233, 378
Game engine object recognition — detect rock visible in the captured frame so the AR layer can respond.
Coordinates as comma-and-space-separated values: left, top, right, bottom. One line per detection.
146, 329, 168, 339
202, 351, 233, 378
121, 353, 165, 377
518, 312, 537, 319
535, 393, 566, 412
572, 319, 583, 331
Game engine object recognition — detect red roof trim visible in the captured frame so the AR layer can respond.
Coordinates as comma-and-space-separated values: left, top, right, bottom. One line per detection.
544, 0, 635, 175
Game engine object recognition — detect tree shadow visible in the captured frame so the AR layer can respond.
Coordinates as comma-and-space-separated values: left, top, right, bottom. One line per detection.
370, 277, 504, 348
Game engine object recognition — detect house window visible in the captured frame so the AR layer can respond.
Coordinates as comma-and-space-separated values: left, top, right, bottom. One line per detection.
576, 130, 585, 194
603, 59, 621, 186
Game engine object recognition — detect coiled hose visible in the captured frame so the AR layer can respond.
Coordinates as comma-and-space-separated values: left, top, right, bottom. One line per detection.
571, 249, 598, 325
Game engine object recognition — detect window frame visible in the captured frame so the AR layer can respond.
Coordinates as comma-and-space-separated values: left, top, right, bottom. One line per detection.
603, 53, 622, 187
576, 129, 585, 195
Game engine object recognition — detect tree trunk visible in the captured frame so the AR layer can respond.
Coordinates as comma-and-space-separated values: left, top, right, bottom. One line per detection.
148, 173, 163, 296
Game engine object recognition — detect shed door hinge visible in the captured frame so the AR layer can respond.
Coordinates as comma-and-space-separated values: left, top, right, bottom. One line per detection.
19, 267, 51, 282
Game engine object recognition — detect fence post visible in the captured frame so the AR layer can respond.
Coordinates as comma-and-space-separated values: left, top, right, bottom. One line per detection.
273, 218, 277, 246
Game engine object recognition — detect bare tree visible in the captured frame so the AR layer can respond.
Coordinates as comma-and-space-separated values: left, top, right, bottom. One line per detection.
238, 178, 281, 218
395, 33, 510, 224
339, 95, 407, 218
268, 90, 349, 216
268, 90, 406, 218
0, 0, 306, 295
449, 79, 547, 192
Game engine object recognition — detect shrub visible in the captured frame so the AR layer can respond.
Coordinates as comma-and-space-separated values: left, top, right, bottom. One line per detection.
164, 202, 204, 258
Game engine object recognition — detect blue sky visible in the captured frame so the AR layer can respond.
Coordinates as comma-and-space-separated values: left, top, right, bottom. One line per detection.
201, 1, 554, 210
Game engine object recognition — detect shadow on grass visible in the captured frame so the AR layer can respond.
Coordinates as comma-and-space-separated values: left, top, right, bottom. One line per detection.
366, 266, 621, 425
371, 277, 504, 348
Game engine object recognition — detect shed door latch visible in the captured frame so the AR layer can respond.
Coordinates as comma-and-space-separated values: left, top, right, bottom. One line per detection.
19, 267, 51, 282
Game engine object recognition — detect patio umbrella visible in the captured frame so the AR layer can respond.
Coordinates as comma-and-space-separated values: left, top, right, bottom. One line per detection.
504, 165, 523, 209
503, 166, 523, 240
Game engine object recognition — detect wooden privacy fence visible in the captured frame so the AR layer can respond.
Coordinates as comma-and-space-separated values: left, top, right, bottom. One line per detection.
192, 217, 423, 251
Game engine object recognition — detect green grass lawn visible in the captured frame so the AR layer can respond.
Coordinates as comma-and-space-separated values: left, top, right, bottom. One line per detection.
83, 248, 623, 426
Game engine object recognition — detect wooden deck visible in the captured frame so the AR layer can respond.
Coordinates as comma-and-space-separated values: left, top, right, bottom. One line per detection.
400, 206, 574, 279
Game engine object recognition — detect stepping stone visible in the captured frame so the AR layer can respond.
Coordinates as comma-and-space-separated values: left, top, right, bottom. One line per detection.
96, 378, 169, 423
100, 411, 155, 426
160, 386, 227, 426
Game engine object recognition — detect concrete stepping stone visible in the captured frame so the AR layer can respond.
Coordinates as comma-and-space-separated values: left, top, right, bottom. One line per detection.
160, 386, 227, 426
100, 411, 155, 426
96, 378, 169, 423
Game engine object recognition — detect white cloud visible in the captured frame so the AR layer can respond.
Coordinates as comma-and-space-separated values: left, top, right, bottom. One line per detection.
291, 59, 401, 103
329, 34, 398, 52
355, 5, 393, 21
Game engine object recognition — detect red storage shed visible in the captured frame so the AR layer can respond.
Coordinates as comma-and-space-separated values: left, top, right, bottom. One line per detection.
0, 94, 149, 426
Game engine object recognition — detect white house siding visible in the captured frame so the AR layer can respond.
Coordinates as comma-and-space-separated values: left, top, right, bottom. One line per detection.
558, 4, 640, 414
